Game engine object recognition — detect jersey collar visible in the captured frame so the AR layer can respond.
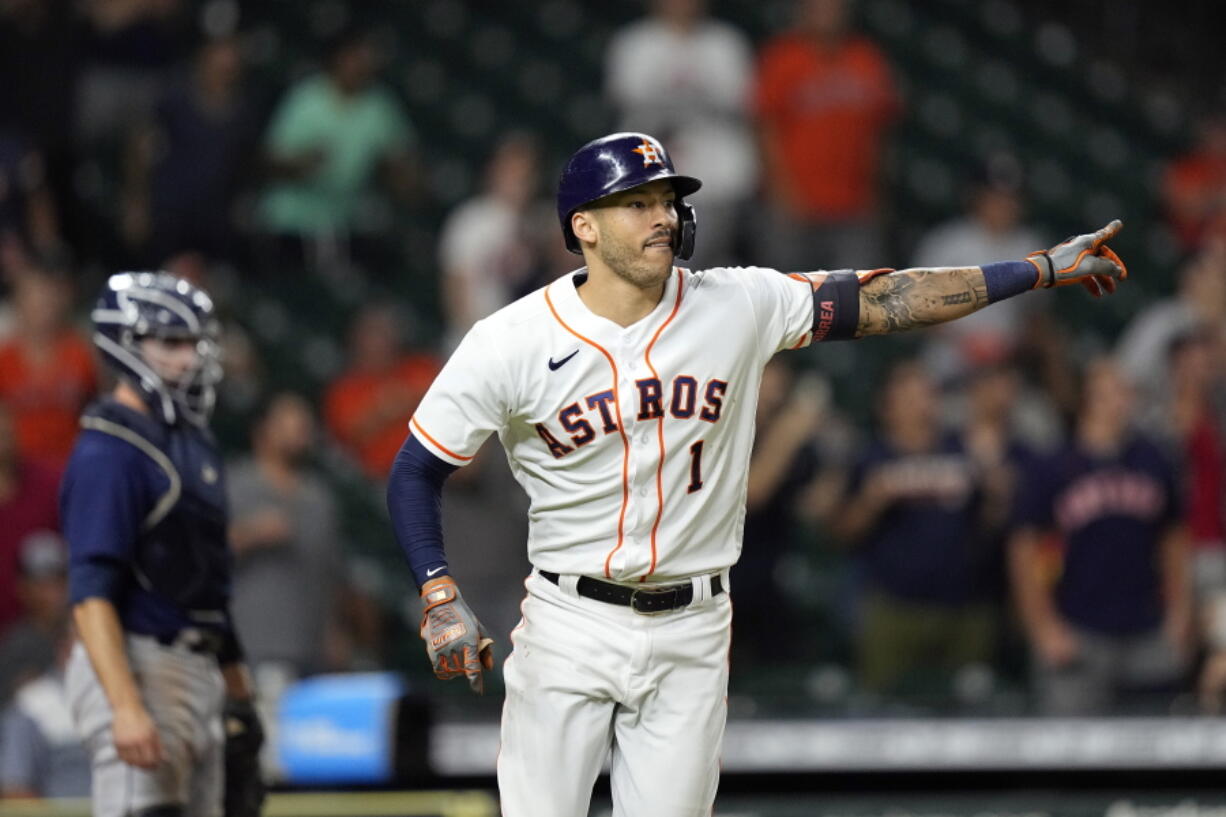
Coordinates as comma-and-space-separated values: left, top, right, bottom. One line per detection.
548, 266, 681, 339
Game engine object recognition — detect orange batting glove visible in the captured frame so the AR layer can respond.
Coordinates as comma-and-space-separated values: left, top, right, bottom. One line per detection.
1026, 219, 1128, 297
419, 576, 495, 694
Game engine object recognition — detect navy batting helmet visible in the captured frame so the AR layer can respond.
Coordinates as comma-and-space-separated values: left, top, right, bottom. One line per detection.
91, 272, 223, 427
557, 132, 702, 259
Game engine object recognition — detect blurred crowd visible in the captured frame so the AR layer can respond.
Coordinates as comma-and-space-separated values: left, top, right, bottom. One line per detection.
2, 0, 1226, 798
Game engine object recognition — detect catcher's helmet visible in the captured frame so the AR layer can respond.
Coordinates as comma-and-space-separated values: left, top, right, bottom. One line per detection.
91, 271, 223, 427
557, 132, 702, 259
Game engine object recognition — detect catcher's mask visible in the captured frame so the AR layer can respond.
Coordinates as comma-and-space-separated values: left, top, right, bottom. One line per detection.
91, 271, 223, 427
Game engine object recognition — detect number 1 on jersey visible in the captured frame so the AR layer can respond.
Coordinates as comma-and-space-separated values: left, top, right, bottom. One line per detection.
687, 440, 705, 493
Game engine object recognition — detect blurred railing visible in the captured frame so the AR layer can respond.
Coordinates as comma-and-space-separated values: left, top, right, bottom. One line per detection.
0, 790, 498, 817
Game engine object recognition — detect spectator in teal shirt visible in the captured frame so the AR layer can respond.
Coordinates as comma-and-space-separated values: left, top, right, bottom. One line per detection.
258, 25, 417, 273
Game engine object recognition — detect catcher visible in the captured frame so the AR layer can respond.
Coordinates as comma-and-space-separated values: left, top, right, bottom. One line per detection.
62, 272, 264, 817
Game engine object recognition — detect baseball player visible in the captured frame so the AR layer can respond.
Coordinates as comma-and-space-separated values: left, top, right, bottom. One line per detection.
386, 132, 1128, 815
61, 273, 264, 817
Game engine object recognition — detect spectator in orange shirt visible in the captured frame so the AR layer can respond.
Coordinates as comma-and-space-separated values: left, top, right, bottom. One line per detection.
752, 0, 899, 271
1163, 108, 1226, 253
0, 267, 96, 467
325, 303, 440, 480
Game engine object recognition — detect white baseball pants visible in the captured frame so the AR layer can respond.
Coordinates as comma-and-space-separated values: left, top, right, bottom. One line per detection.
497, 569, 732, 817
66, 636, 225, 817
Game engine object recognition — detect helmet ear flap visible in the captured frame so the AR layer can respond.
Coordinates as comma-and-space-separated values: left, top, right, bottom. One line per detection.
675, 201, 697, 260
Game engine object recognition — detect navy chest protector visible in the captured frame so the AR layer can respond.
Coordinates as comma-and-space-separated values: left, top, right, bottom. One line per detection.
81, 401, 231, 613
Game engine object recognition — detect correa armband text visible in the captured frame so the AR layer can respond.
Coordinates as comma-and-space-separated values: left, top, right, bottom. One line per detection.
810, 270, 860, 341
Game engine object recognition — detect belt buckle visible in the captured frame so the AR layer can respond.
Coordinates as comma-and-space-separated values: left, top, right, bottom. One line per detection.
172, 629, 199, 651
630, 585, 680, 615
177, 628, 219, 654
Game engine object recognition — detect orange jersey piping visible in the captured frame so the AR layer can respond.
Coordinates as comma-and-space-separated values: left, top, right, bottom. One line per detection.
641, 268, 685, 579
410, 416, 474, 462
543, 284, 631, 579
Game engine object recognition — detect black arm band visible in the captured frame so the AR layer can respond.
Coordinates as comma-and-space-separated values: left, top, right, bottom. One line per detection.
810, 270, 860, 342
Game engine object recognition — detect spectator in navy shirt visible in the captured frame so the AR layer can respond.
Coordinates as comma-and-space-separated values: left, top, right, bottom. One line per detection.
121, 34, 261, 265
1009, 359, 1192, 715
734, 359, 830, 667
834, 361, 1009, 700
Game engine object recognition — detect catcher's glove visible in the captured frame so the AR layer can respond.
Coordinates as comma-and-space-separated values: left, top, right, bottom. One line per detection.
223, 697, 266, 817
420, 576, 495, 694
1026, 219, 1128, 297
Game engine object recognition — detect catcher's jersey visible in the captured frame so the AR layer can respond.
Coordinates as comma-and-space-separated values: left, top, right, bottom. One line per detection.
411, 265, 822, 582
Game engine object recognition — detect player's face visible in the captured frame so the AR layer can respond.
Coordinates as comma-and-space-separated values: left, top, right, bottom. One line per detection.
588, 180, 678, 289
140, 336, 202, 386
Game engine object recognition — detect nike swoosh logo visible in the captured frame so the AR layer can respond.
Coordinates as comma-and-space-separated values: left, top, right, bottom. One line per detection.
548, 350, 579, 371
426, 566, 446, 577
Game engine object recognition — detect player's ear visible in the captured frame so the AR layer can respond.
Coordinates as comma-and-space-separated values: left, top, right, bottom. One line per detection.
572, 209, 598, 248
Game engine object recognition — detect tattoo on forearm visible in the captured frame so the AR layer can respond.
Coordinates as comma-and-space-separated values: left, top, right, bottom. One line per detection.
857, 268, 990, 336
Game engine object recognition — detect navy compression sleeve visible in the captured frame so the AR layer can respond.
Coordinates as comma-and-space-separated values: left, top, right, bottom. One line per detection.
387, 434, 459, 589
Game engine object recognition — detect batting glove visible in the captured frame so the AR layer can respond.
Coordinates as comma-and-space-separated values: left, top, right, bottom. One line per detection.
1026, 219, 1128, 297
420, 576, 495, 694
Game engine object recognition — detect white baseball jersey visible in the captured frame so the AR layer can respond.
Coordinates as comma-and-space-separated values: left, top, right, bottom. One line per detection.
410, 264, 824, 582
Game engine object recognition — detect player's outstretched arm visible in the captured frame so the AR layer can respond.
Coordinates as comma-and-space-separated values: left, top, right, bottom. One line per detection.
856, 220, 1127, 337
856, 265, 989, 335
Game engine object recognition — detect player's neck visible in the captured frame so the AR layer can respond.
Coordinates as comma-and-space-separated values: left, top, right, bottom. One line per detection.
113, 381, 150, 415
576, 265, 667, 328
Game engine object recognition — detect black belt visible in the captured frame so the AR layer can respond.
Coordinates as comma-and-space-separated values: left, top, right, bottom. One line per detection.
155, 628, 224, 655
538, 570, 723, 614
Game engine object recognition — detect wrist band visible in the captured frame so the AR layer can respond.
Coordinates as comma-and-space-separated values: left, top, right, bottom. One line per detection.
982, 260, 1040, 303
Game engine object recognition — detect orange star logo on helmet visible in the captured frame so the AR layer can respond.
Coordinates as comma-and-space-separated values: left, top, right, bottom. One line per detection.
632, 139, 664, 167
